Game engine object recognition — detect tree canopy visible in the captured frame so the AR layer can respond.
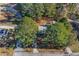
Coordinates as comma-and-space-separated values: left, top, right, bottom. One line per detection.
44, 23, 69, 48
16, 16, 38, 47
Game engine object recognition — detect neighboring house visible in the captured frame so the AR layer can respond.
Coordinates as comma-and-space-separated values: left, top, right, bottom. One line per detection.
36, 17, 56, 38
0, 4, 7, 20
36, 17, 56, 41
36, 19, 47, 31
36, 17, 56, 31
0, 4, 19, 47
0, 3, 8, 11
0, 3, 17, 38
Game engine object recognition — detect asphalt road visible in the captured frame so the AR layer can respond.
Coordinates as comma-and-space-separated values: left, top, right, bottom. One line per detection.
13, 48, 79, 56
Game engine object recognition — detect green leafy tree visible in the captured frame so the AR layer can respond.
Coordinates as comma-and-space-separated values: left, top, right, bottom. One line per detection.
43, 3, 56, 18
67, 4, 77, 14
58, 17, 78, 44
58, 17, 72, 31
16, 3, 56, 19
16, 16, 38, 47
44, 17, 78, 48
15, 3, 33, 17
31, 4, 44, 19
15, 3, 23, 15
16, 3, 44, 19
44, 23, 70, 48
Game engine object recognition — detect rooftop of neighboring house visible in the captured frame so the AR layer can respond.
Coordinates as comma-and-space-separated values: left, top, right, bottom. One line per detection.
0, 12, 7, 20
36, 17, 54, 26
0, 3, 17, 21
0, 4, 8, 21
0, 3, 17, 29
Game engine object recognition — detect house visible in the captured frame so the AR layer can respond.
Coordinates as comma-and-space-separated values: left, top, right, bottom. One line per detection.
0, 3, 17, 26
36, 17, 56, 31
36, 19, 47, 31
0, 3, 17, 38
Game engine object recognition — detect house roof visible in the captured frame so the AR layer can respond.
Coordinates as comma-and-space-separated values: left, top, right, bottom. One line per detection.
36, 17, 54, 26
0, 23, 17, 29
0, 25, 17, 29
36, 19, 47, 26
0, 14, 7, 20
0, 11, 8, 20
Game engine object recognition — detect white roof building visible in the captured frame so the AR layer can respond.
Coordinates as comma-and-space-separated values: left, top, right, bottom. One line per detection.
38, 26, 47, 31
0, 25, 17, 29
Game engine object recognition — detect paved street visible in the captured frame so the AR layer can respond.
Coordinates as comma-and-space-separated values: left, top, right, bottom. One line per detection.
13, 48, 64, 56
13, 52, 64, 56
12, 48, 79, 56
13, 51, 79, 56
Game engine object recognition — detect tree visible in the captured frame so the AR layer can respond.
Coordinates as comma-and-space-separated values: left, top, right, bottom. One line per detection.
16, 16, 38, 47
67, 4, 77, 19
43, 3, 56, 18
31, 4, 44, 19
16, 3, 44, 19
58, 17, 78, 44
15, 3, 33, 17
15, 3, 56, 19
43, 17, 78, 48
14, 3, 23, 16
44, 23, 70, 48
67, 4, 77, 14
